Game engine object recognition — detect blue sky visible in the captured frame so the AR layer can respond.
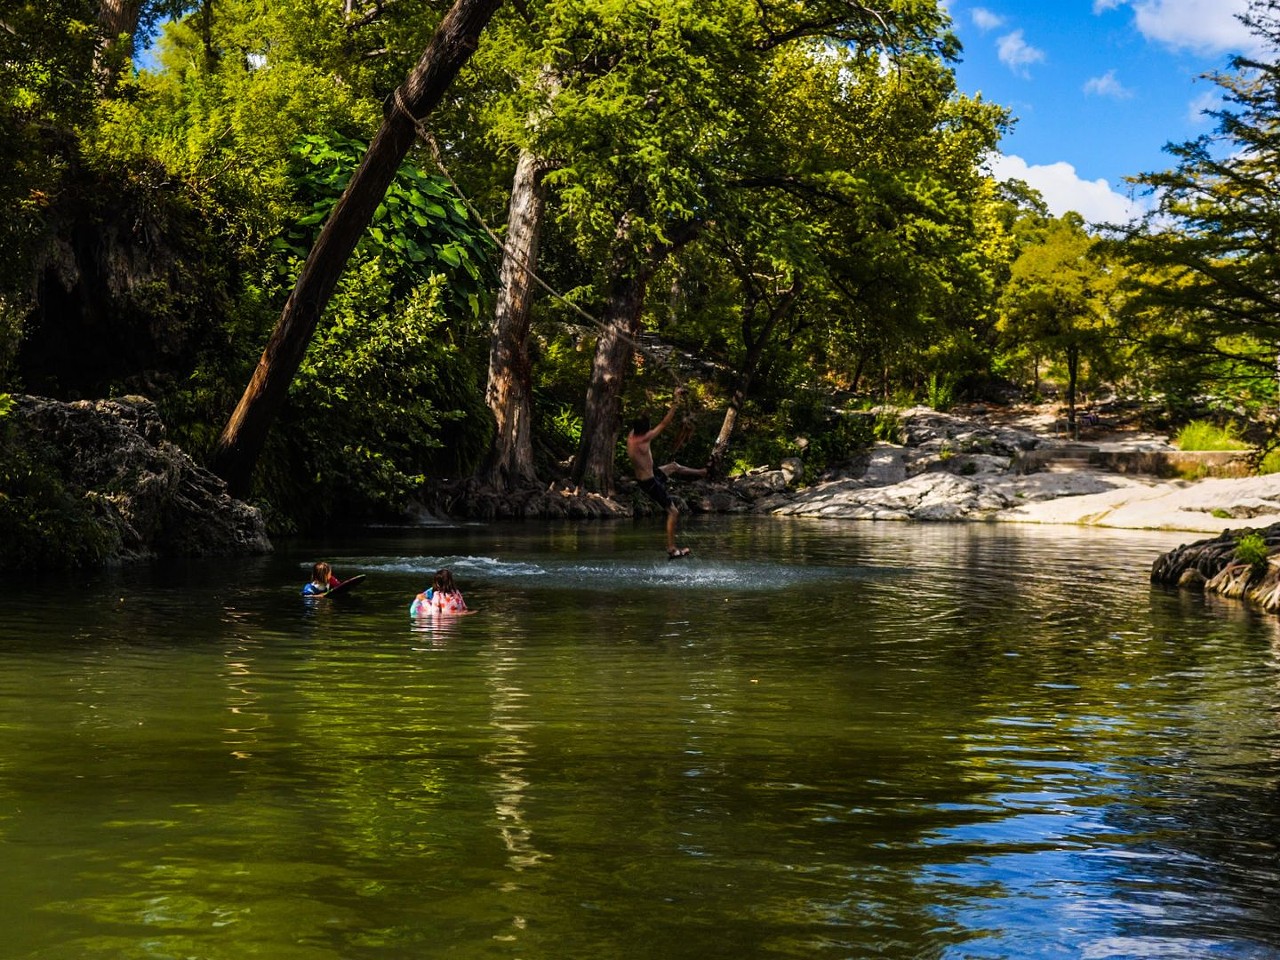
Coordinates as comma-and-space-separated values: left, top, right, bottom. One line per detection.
945, 0, 1261, 223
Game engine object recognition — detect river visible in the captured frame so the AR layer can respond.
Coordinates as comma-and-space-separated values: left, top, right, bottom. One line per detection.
2, 517, 1278, 959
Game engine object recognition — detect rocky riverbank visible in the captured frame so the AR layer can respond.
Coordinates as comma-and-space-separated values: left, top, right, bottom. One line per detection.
12, 393, 1280, 571
2, 395, 269, 568
444, 404, 1280, 534
751, 406, 1273, 533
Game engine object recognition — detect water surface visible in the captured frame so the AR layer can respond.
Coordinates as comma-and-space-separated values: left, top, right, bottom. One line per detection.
2, 518, 1278, 959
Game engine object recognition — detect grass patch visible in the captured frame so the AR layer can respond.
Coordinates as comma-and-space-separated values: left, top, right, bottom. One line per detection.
1175, 420, 1249, 451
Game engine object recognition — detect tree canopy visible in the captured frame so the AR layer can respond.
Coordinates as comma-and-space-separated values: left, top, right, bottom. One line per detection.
11, 0, 1280, 537
1112, 0, 1280, 415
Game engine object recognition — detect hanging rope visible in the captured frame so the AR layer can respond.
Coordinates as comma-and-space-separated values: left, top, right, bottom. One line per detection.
388, 86, 685, 390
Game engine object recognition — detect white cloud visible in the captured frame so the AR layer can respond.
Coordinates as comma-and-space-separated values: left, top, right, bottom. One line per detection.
988, 153, 1148, 224
971, 7, 1006, 31
1083, 69, 1134, 98
1186, 89, 1220, 124
1092, 0, 1125, 12
1105, 0, 1259, 56
997, 29, 1046, 76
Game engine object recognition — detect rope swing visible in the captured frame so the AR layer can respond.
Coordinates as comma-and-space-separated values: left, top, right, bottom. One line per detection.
388, 86, 687, 391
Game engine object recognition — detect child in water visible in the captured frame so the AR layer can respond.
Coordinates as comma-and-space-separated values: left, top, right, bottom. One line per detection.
302, 561, 341, 596
410, 568, 470, 616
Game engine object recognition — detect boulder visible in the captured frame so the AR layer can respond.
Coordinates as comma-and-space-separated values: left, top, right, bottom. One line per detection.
899, 407, 1042, 456
11, 395, 270, 561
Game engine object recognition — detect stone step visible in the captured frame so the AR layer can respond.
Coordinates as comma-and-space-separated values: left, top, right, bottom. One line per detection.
1015, 443, 1105, 475
1045, 457, 1094, 473
1051, 443, 1098, 457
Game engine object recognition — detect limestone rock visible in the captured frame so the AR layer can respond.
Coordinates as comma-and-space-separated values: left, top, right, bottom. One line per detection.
12, 395, 269, 561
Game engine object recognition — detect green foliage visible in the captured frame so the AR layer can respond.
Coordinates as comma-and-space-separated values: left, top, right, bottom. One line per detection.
998, 214, 1120, 402
258, 272, 488, 531
804, 412, 876, 471
1111, 4, 1280, 425
725, 397, 876, 475
530, 330, 594, 471
549, 406, 583, 449
1234, 531, 1270, 571
279, 133, 496, 316
0, 300, 20, 391
1259, 448, 1280, 475
873, 409, 904, 444
0, 0, 97, 295
1175, 420, 1249, 451
926, 372, 956, 411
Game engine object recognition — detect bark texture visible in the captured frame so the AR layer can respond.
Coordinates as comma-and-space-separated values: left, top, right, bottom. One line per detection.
571, 265, 651, 494
480, 147, 547, 490
95, 0, 144, 84
569, 217, 699, 494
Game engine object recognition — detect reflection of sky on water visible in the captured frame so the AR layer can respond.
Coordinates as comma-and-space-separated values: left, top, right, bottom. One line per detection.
336, 554, 888, 592
915, 714, 1280, 959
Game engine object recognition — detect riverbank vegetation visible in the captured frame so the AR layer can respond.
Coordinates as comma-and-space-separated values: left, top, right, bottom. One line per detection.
4, 0, 1280, 559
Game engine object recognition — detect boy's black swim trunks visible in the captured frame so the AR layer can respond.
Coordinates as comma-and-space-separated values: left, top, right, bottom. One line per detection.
637, 468, 673, 509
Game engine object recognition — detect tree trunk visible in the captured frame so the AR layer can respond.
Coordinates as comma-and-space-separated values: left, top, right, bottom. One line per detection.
1066, 341, 1080, 438
569, 215, 699, 494
209, 0, 503, 498
479, 63, 561, 491
707, 283, 798, 474
480, 147, 547, 491
849, 351, 866, 395
95, 0, 145, 86
571, 264, 650, 494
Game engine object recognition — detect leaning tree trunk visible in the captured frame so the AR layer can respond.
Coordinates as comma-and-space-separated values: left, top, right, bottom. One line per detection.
209, 0, 503, 498
480, 147, 547, 491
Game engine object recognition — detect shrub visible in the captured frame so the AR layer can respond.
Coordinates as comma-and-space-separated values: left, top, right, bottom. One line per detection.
1176, 420, 1249, 451
1234, 532, 1270, 571
926, 372, 955, 411
873, 409, 903, 444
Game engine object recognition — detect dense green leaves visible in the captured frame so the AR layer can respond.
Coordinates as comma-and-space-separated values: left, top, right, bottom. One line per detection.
0, 0, 98, 293
20, 0, 1274, 545
265, 273, 490, 530
279, 132, 496, 315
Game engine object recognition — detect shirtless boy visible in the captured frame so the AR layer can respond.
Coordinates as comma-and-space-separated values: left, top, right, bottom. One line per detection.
626, 389, 707, 558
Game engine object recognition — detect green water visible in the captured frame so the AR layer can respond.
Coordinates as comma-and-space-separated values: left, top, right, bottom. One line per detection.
2, 518, 1278, 959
